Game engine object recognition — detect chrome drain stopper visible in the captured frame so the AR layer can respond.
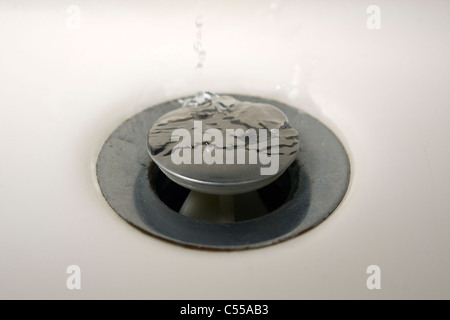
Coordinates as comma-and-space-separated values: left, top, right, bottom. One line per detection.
96, 94, 351, 250
147, 92, 299, 195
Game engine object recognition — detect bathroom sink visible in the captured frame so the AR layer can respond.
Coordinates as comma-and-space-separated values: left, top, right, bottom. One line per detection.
0, 0, 449, 299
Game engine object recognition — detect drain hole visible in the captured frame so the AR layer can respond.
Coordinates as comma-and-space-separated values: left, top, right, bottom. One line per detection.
149, 161, 299, 223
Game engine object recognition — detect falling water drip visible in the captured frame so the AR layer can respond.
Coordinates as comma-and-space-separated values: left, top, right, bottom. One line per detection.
194, 15, 206, 69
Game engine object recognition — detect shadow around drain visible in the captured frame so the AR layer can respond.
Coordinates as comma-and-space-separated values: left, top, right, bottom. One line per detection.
147, 160, 309, 224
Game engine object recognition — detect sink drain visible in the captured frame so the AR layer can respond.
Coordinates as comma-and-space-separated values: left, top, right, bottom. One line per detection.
96, 94, 351, 250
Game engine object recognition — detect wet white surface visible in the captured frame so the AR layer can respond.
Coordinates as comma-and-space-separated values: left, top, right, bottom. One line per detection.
0, 0, 449, 299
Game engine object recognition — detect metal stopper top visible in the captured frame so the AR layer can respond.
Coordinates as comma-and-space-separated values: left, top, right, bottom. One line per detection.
148, 93, 299, 194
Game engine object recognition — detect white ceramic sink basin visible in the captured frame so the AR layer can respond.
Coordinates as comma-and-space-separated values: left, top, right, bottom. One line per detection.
1, 0, 449, 299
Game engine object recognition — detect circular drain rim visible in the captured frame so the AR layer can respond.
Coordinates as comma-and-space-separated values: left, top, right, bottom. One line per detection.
96, 94, 351, 250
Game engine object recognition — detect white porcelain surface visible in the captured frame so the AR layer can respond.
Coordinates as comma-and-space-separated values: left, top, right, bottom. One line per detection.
0, 0, 449, 299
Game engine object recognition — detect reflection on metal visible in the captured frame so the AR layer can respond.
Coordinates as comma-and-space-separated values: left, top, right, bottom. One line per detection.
147, 92, 299, 194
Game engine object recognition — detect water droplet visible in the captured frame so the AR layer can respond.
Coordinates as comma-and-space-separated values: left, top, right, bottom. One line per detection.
195, 91, 205, 101
193, 40, 202, 52
181, 91, 219, 108
195, 15, 203, 28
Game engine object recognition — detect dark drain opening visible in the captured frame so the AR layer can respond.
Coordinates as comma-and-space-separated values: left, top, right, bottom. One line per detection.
149, 161, 299, 223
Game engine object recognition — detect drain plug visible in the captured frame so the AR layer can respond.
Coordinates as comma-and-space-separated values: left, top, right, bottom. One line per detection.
147, 93, 300, 223
148, 93, 299, 195
96, 94, 350, 250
